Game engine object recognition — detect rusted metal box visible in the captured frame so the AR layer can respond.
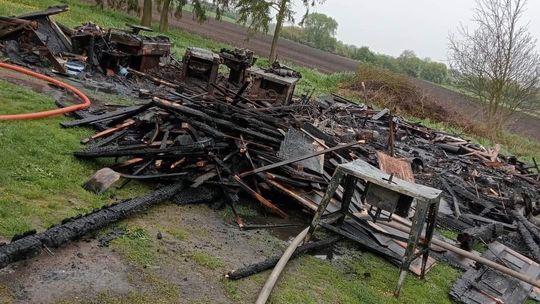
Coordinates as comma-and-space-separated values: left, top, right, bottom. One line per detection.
181, 47, 221, 93
109, 31, 171, 72
219, 48, 255, 84
246, 66, 300, 105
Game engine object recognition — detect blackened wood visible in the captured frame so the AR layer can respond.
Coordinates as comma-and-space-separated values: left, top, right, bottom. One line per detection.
456, 223, 503, 251
74, 138, 217, 158
512, 210, 540, 242
451, 183, 495, 210
239, 141, 363, 178
516, 221, 540, 262
153, 97, 281, 144
226, 236, 342, 280
0, 183, 184, 269
441, 178, 461, 218
261, 172, 310, 188
60, 104, 149, 128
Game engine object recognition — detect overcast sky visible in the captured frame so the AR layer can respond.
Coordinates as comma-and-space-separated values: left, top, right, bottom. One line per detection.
291, 0, 540, 63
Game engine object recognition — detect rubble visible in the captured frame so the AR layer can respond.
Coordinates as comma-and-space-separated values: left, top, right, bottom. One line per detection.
1, 5, 540, 303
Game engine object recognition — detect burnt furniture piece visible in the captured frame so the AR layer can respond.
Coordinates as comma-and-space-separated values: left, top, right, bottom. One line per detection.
108, 24, 171, 72
0, 5, 72, 73
246, 64, 300, 105
219, 48, 255, 84
71, 22, 129, 73
181, 47, 221, 94
306, 158, 441, 296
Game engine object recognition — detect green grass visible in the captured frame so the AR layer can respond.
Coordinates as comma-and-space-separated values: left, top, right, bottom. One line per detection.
438, 229, 459, 241
0, 79, 148, 237
190, 251, 224, 270
270, 254, 459, 304
111, 227, 156, 266
223, 253, 460, 304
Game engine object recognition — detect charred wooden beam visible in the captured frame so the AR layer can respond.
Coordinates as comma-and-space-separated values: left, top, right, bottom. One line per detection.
233, 175, 288, 218
225, 236, 342, 280
516, 221, 540, 262
512, 210, 540, 242
74, 138, 218, 158
60, 104, 150, 128
0, 183, 184, 269
239, 140, 364, 178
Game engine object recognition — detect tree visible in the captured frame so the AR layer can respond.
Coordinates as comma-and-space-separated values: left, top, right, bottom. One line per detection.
351, 46, 376, 63
303, 13, 338, 51
159, 0, 172, 31
141, 0, 153, 27
396, 50, 423, 77
419, 60, 448, 84
95, 0, 139, 13
449, 0, 540, 129
158, 0, 231, 32
236, 0, 321, 62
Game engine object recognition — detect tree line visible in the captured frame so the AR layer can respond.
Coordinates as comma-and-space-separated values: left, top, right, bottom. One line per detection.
281, 13, 449, 84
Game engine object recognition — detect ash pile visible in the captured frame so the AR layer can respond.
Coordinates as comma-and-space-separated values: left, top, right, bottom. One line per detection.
1, 5, 540, 304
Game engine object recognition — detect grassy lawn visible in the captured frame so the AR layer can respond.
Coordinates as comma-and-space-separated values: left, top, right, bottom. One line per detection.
0, 79, 149, 238
222, 252, 460, 304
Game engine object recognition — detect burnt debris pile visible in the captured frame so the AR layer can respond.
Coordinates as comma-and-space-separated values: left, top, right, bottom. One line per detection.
1, 5, 540, 303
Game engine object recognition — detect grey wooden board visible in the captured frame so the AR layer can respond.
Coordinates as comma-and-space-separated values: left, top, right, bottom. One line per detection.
339, 159, 442, 201
450, 242, 540, 304
278, 129, 323, 174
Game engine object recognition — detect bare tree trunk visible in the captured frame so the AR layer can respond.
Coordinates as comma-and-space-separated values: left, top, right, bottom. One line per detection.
269, 0, 288, 63
141, 0, 153, 27
159, 0, 171, 32
96, 0, 107, 9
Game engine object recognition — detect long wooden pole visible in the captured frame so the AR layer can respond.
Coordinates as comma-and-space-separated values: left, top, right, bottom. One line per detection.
238, 140, 364, 178
378, 220, 540, 289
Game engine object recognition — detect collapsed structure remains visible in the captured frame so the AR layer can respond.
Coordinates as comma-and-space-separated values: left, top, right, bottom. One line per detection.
1, 5, 540, 303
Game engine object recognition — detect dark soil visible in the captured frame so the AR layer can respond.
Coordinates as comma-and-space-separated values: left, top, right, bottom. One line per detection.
412, 79, 540, 142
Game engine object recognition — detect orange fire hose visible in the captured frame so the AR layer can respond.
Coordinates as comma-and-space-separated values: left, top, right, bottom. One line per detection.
0, 62, 91, 120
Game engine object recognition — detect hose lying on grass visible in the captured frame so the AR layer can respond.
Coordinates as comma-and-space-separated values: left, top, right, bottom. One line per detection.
255, 227, 309, 304
0, 62, 91, 120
